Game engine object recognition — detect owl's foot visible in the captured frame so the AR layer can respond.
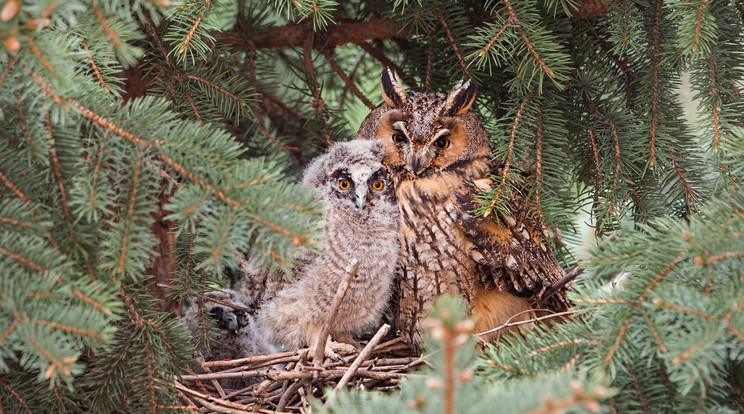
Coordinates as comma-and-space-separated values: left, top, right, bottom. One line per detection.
306, 329, 358, 362
308, 341, 357, 363
333, 332, 361, 351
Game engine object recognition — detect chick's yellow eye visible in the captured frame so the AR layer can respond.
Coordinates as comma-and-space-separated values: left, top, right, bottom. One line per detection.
372, 180, 384, 190
433, 137, 450, 148
392, 132, 406, 143
339, 179, 350, 190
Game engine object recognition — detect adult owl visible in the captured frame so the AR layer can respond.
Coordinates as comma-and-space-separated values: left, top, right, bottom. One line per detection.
356, 68, 571, 349
257, 139, 399, 360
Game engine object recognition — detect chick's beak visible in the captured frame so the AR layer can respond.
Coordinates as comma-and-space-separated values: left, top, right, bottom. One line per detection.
355, 186, 368, 209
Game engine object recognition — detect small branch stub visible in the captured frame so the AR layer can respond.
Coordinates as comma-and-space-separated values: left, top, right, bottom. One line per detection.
314, 258, 360, 363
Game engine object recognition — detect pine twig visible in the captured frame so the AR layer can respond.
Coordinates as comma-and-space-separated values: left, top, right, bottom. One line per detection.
425, 37, 434, 91
303, 37, 333, 148
436, 8, 470, 76
485, 93, 532, 217
203, 293, 251, 314
314, 259, 360, 363
543, 264, 584, 301
246, 44, 302, 156
476, 309, 583, 338
322, 49, 375, 110
356, 41, 413, 88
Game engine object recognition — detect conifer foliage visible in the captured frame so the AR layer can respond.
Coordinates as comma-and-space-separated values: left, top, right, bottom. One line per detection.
0, 0, 742, 412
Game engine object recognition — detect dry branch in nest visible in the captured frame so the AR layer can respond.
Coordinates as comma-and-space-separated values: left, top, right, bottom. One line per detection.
177, 325, 425, 413
178, 259, 425, 412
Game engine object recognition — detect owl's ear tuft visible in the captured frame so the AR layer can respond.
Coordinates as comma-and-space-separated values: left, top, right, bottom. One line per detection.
442, 79, 477, 116
381, 67, 407, 108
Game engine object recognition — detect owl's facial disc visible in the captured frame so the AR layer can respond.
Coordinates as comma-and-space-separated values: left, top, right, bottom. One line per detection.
392, 120, 455, 177
331, 163, 386, 210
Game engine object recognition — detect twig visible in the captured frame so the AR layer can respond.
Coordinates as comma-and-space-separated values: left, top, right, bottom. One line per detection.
298, 382, 311, 409
175, 381, 249, 411
303, 36, 333, 148
204, 351, 296, 368
356, 42, 413, 87
246, 43, 302, 156
374, 335, 405, 349
190, 394, 249, 414
204, 295, 252, 314
277, 379, 306, 412
402, 355, 432, 370
199, 354, 227, 398
322, 49, 375, 109
436, 8, 470, 76
222, 355, 299, 372
476, 309, 583, 337
175, 389, 197, 411
333, 324, 390, 394
180, 368, 407, 382
323, 356, 423, 372
542, 264, 584, 301
314, 259, 360, 363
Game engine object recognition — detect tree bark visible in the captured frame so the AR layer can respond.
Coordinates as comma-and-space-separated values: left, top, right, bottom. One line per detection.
221, 18, 405, 50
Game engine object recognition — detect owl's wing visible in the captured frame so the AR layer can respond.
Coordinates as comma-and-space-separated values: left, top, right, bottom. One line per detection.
237, 248, 312, 310
455, 167, 571, 313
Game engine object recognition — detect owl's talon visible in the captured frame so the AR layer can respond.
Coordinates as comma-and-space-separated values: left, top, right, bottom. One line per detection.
329, 352, 347, 363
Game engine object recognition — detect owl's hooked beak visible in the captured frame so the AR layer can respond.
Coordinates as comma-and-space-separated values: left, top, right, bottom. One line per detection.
406, 152, 433, 177
355, 186, 368, 209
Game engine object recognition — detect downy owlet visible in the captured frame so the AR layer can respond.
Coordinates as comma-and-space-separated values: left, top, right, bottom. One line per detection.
257, 139, 399, 359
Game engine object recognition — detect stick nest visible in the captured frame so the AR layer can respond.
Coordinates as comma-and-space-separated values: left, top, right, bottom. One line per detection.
176, 327, 426, 413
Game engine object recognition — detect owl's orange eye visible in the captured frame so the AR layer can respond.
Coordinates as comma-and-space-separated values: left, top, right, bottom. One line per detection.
372, 180, 384, 191
392, 132, 406, 143
339, 179, 351, 190
433, 137, 450, 148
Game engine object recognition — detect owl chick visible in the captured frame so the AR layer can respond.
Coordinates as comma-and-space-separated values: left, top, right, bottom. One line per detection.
257, 139, 399, 360
356, 69, 571, 349
182, 289, 277, 388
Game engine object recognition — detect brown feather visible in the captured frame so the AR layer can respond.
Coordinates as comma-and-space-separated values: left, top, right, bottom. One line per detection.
471, 287, 534, 344
356, 72, 571, 350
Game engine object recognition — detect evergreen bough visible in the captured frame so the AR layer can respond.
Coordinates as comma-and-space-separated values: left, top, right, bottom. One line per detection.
0, 0, 742, 412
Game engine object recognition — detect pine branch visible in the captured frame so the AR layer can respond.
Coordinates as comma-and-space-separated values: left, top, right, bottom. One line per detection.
246, 44, 302, 156
221, 18, 405, 50
648, 0, 662, 166
321, 48, 375, 109
303, 38, 333, 148
437, 8, 470, 76
81, 40, 112, 94
485, 92, 532, 217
